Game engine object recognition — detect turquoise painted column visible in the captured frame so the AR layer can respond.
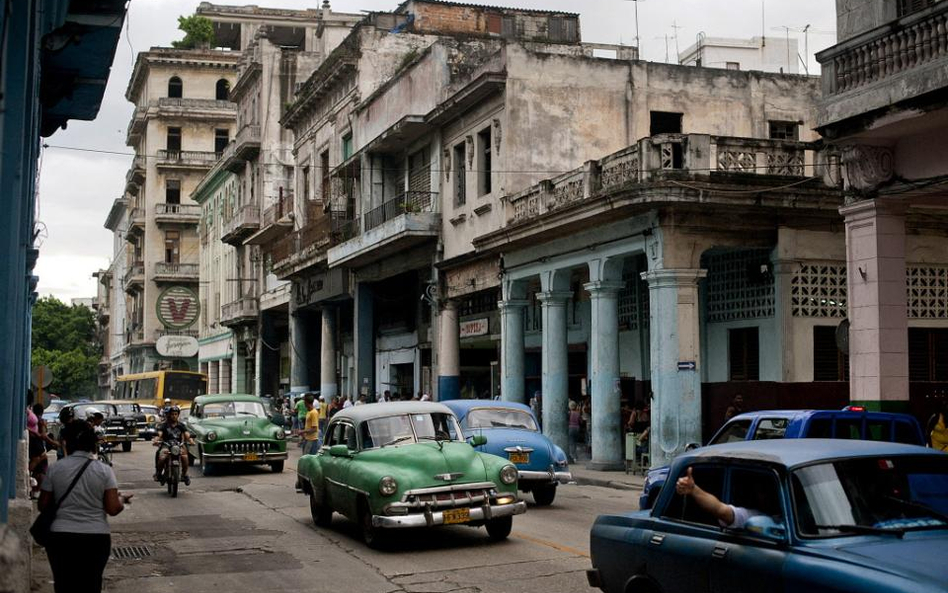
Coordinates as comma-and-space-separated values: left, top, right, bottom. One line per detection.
538, 289, 571, 454
289, 302, 309, 395
641, 269, 707, 468
354, 282, 375, 401
438, 300, 460, 401
499, 299, 528, 404
585, 279, 624, 470
320, 306, 338, 400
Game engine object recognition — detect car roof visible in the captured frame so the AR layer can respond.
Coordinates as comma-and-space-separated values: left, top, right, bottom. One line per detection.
331, 401, 455, 424
726, 409, 920, 422
441, 399, 533, 415
193, 394, 263, 405
680, 438, 940, 469
95, 400, 137, 405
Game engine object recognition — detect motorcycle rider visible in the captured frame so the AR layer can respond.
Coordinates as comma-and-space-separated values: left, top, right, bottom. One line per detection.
153, 405, 192, 486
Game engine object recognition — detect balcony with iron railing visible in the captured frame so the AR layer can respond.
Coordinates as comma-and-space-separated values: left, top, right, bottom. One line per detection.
269, 211, 353, 277
123, 262, 144, 293
153, 262, 199, 282
234, 124, 261, 159
156, 149, 221, 170
327, 190, 439, 268
817, 1, 948, 128
475, 134, 842, 251
220, 295, 259, 327
246, 191, 295, 245
155, 203, 201, 225
125, 208, 145, 242
221, 204, 261, 245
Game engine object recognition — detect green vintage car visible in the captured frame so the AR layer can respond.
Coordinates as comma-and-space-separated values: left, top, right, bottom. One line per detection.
298, 401, 527, 547
186, 394, 288, 474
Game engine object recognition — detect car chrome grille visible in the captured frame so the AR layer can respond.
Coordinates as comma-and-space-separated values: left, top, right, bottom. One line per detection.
222, 441, 271, 453
403, 485, 494, 509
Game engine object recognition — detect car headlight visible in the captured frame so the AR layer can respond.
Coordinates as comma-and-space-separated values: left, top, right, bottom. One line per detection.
379, 476, 398, 496
275, 429, 285, 440
500, 464, 518, 485
207, 431, 217, 442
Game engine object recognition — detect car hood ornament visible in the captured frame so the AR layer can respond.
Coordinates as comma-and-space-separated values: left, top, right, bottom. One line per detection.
434, 472, 464, 481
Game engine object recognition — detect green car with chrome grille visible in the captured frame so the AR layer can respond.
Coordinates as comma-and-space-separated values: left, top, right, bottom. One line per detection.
186, 394, 288, 475
297, 401, 526, 547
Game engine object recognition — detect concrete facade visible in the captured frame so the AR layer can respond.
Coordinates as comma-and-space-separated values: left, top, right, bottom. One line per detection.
679, 36, 800, 74
817, 0, 948, 411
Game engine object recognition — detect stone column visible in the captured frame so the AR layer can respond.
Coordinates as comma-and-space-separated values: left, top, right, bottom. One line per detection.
289, 304, 309, 395
840, 199, 908, 410
641, 269, 707, 467
499, 299, 529, 404
354, 282, 375, 401
438, 300, 461, 401
584, 279, 625, 470
208, 361, 219, 395
538, 289, 571, 455
220, 357, 232, 393
320, 306, 338, 401
772, 258, 798, 381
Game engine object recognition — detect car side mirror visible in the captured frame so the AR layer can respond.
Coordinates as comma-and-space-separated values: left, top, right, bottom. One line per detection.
329, 444, 351, 457
470, 435, 487, 447
744, 515, 788, 542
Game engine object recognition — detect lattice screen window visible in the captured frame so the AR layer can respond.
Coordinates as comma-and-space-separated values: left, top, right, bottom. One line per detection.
791, 264, 847, 318
907, 266, 948, 319
705, 250, 775, 323
619, 269, 650, 330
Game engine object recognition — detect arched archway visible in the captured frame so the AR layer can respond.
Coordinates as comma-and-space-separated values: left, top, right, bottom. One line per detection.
168, 76, 183, 98
216, 78, 230, 101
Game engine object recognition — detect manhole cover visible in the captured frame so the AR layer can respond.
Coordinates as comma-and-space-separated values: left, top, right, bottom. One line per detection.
111, 545, 152, 560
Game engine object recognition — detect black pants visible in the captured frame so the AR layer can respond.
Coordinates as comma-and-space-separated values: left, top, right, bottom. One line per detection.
47, 532, 111, 593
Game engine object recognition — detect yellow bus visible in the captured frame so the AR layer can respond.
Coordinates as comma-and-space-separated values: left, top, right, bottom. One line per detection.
114, 370, 208, 409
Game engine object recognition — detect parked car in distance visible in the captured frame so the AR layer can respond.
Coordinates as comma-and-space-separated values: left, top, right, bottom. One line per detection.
96, 400, 147, 446
297, 401, 526, 547
138, 404, 160, 440
588, 440, 948, 593
639, 408, 927, 510
41, 399, 69, 431
52, 402, 139, 450
186, 394, 287, 474
442, 399, 571, 506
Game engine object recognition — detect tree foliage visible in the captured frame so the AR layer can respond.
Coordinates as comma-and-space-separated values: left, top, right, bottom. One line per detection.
171, 15, 215, 49
31, 296, 100, 400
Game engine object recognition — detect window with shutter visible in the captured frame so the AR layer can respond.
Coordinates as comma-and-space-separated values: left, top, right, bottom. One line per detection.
729, 327, 760, 381
813, 325, 848, 381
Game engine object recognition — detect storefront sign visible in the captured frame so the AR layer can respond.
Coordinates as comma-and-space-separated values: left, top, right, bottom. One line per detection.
156, 286, 200, 329
459, 318, 489, 338
293, 268, 347, 307
156, 335, 199, 358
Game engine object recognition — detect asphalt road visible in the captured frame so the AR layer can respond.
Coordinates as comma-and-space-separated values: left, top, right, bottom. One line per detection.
56, 440, 641, 593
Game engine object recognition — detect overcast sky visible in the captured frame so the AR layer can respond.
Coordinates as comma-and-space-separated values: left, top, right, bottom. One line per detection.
35, 0, 837, 302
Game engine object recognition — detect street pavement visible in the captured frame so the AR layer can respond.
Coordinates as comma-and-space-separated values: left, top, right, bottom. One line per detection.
31, 441, 645, 593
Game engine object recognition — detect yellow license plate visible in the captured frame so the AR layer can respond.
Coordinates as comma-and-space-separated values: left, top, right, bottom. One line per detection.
442, 508, 470, 525
242, 452, 259, 461
105, 435, 118, 442
509, 452, 529, 464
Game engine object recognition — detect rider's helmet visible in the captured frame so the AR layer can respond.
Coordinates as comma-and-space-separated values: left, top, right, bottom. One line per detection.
58, 406, 75, 424
168, 405, 181, 414
85, 407, 104, 420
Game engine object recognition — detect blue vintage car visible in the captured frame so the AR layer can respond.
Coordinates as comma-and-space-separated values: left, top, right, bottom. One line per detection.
639, 408, 927, 510
442, 400, 571, 506
589, 439, 948, 593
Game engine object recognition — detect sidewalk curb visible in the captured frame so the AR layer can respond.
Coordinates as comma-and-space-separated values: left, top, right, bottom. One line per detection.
571, 475, 642, 491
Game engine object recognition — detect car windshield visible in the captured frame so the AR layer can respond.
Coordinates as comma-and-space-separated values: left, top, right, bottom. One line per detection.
72, 404, 114, 418
467, 408, 538, 431
113, 404, 139, 415
360, 413, 463, 449
792, 455, 948, 537
202, 401, 266, 419
45, 402, 65, 414
140, 406, 158, 415
709, 419, 752, 445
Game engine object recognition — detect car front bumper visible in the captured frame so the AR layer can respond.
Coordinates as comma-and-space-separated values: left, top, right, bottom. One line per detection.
373, 499, 526, 528
203, 451, 288, 464
518, 469, 572, 484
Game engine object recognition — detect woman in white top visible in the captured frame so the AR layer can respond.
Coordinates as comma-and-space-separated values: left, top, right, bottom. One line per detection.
38, 420, 132, 593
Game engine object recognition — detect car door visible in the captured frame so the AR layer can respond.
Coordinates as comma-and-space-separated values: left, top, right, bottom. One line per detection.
647, 464, 726, 593
322, 421, 359, 518
709, 465, 789, 593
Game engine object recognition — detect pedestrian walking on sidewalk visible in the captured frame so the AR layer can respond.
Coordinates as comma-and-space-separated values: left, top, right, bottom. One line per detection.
39, 420, 132, 593
568, 400, 582, 463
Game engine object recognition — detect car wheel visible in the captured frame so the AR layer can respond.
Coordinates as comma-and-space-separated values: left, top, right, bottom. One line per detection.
122, 441, 132, 452
533, 484, 557, 506
485, 516, 513, 541
270, 461, 284, 473
309, 492, 332, 527
359, 500, 384, 549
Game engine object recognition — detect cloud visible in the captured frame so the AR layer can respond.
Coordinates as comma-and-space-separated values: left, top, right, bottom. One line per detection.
34, 254, 111, 301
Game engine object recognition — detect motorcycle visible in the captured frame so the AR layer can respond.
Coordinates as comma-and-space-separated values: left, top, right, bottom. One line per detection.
155, 438, 186, 497
97, 441, 115, 467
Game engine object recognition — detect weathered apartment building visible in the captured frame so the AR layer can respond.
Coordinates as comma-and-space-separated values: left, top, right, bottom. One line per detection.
815, 0, 948, 419
192, 2, 361, 395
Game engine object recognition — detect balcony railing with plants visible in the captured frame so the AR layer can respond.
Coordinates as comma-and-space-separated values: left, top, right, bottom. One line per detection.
363, 191, 436, 231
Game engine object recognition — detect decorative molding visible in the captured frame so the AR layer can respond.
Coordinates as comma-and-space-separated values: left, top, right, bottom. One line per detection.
473, 203, 492, 216
465, 135, 474, 169
448, 213, 466, 226
443, 148, 451, 181
841, 145, 894, 193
